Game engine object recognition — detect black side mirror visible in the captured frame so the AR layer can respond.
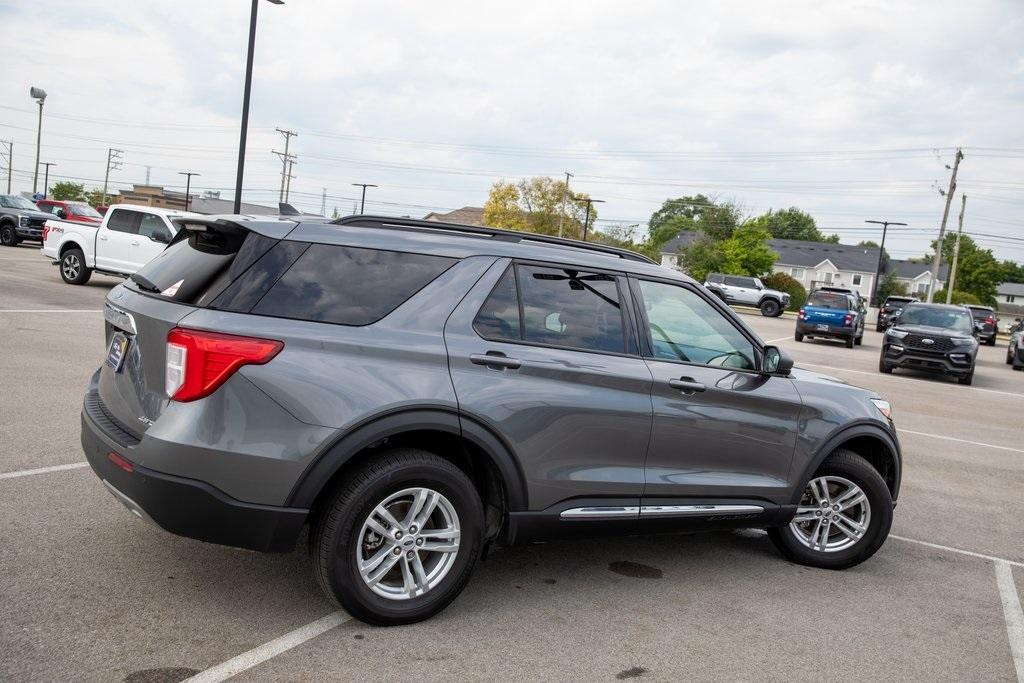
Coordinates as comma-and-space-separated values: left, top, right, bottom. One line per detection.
763, 345, 794, 376
56, 209, 67, 219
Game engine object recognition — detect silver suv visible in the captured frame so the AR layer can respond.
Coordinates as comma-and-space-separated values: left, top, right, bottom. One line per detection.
81, 215, 900, 625
703, 273, 790, 316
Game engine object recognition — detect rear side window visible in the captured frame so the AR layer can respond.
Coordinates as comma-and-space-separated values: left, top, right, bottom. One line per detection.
248, 244, 457, 326
106, 209, 142, 234
724, 276, 751, 287
706, 273, 724, 284
473, 264, 626, 353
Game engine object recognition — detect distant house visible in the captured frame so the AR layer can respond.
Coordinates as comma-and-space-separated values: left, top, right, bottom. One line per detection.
187, 196, 280, 216
659, 231, 947, 299
114, 185, 283, 216
995, 282, 1024, 322
424, 206, 485, 226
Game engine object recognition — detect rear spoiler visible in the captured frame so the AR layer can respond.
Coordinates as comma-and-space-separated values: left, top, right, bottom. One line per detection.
169, 216, 297, 240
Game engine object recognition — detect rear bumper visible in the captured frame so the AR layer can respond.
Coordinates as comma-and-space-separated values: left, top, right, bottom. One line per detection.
81, 404, 308, 552
796, 322, 856, 339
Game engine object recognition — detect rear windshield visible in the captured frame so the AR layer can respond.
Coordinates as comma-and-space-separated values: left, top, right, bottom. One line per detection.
806, 291, 850, 309
131, 228, 458, 326
885, 297, 913, 306
968, 308, 993, 320
898, 306, 974, 334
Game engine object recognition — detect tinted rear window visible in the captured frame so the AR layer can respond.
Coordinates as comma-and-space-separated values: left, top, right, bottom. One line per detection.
247, 244, 457, 326
806, 291, 850, 309
969, 308, 993, 319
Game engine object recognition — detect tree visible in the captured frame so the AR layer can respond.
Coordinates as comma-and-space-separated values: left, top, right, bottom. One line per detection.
677, 233, 727, 282
677, 223, 777, 281
875, 270, 907, 303
591, 223, 640, 250
931, 288, 982, 306
647, 194, 742, 245
926, 234, 1000, 306
85, 189, 107, 208
998, 259, 1024, 284
49, 181, 85, 201
482, 177, 593, 239
762, 272, 807, 311
858, 240, 880, 248
743, 207, 832, 242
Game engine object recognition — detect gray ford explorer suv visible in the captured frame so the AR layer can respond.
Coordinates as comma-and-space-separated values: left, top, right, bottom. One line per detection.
81, 214, 901, 625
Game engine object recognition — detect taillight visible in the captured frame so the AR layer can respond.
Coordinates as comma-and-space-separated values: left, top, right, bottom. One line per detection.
798, 309, 806, 320
986, 316, 995, 325
166, 328, 283, 402
844, 313, 854, 326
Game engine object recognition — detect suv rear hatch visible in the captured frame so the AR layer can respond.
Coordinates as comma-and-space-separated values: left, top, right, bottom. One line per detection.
802, 291, 853, 327
95, 218, 291, 436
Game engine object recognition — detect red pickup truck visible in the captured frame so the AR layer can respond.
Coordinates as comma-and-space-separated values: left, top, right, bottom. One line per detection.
35, 199, 103, 226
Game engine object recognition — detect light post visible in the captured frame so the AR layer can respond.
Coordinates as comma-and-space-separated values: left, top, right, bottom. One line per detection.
178, 171, 200, 211
233, 0, 284, 214
865, 220, 906, 306
352, 183, 377, 213
30, 87, 47, 194
41, 162, 56, 197
579, 197, 604, 241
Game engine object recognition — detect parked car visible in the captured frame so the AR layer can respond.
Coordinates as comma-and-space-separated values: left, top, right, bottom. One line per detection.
0, 193, 52, 246
41, 204, 188, 284
35, 199, 103, 226
876, 295, 918, 332
81, 214, 900, 625
965, 305, 999, 346
880, 303, 978, 384
795, 290, 865, 348
703, 273, 790, 317
1006, 319, 1024, 370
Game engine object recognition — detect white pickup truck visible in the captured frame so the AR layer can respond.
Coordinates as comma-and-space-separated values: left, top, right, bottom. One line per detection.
42, 204, 192, 285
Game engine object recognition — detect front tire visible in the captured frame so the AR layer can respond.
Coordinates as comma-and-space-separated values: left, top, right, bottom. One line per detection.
760, 299, 780, 317
59, 248, 92, 285
311, 449, 484, 626
768, 449, 892, 570
879, 356, 893, 374
958, 370, 974, 385
0, 224, 19, 247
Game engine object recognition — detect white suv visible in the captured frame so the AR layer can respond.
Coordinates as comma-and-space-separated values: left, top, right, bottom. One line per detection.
703, 273, 790, 317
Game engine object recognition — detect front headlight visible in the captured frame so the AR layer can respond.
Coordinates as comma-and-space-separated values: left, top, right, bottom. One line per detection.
19, 216, 29, 226
870, 398, 893, 421
950, 337, 974, 346
886, 328, 908, 339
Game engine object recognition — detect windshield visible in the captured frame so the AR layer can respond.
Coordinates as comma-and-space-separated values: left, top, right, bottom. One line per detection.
0, 195, 40, 211
897, 306, 974, 334
753, 278, 765, 289
68, 202, 102, 218
968, 308, 993, 320
806, 291, 850, 309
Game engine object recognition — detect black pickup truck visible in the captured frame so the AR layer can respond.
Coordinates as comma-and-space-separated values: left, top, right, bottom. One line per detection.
0, 194, 51, 246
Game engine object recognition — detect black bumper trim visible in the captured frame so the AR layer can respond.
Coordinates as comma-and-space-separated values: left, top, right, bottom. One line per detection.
82, 410, 308, 552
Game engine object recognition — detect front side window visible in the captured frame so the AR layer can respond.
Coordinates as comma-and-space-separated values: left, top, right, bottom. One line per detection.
638, 280, 757, 370
138, 214, 171, 240
105, 209, 141, 234
515, 265, 625, 354
724, 276, 750, 288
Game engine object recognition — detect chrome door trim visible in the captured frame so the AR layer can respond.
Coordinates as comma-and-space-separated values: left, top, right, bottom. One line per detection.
559, 506, 640, 519
639, 504, 764, 517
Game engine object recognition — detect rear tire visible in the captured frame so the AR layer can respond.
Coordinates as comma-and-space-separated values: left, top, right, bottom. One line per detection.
311, 448, 484, 626
768, 449, 892, 570
794, 332, 804, 342
845, 336, 855, 349
59, 248, 92, 285
0, 224, 19, 246
760, 299, 780, 317
854, 333, 863, 346
1006, 348, 1013, 365
987, 337, 997, 346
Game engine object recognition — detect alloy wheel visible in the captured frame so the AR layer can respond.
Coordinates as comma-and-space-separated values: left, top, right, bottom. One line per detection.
788, 475, 871, 553
356, 487, 461, 600
62, 254, 80, 280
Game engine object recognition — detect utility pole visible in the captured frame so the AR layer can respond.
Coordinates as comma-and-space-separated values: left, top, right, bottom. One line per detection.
579, 197, 604, 241
1, 141, 11, 194
274, 128, 297, 201
178, 171, 200, 212
102, 148, 124, 206
927, 148, 963, 302
320, 187, 327, 216
30, 87, 46, 194
283, 157, 295, 202
865, 219, 906, 306
557, 170, 573, 238
946, 194, 968, 303
352, 183, 377, 213
145, 166, 152, 184
41, 162, 56, 197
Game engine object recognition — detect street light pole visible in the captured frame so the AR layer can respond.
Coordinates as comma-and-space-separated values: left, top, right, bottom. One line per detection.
30, 87, 47, 194
352, 183, 377, 213
41, 162, 56, 197
233, 0, 284, 214
178, 171, 200, 211
579, 197, 604, 241
865, 219, 906, 307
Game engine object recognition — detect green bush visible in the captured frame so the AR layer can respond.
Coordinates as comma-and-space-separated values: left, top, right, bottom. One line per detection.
762, 272, 807, 311
930, 289, 982, 306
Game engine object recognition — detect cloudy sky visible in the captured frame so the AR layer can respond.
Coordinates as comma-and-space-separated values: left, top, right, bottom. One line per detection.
2, 0, 1023, 261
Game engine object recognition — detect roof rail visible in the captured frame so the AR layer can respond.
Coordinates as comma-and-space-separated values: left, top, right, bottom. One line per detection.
330, 215, 656, 264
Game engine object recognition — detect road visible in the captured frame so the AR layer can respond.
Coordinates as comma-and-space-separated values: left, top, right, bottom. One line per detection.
1, 243, 1022, 682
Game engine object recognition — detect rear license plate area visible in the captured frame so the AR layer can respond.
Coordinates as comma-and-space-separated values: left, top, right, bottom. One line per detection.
816, 324, 829, 331
106, 332, 130, 373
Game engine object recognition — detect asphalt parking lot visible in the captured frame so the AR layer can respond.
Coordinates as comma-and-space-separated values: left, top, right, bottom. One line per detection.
1, 243, 1022, 682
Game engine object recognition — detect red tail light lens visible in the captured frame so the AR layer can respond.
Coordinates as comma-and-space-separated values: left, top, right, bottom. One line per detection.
844, 313, 854, 326
166, 328, 283, 402
986, 316, 995, 325
798, 309, 806, 320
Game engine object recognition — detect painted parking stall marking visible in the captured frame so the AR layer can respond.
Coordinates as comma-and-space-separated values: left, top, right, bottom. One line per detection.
0, 462, 89, 480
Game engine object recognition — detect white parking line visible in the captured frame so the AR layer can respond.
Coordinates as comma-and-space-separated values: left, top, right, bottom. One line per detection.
0, 462, 89, 480
796, 361, 1024, 399
891, 535, 1024, 568
897, 429, 1024, 455
184, 611, 350, 683
763, 336, 792, 343
0, 309, 103, 313
995, 561, 1024, 681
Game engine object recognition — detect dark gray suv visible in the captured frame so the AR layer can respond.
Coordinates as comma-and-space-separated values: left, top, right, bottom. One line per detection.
81, 215, 901, 625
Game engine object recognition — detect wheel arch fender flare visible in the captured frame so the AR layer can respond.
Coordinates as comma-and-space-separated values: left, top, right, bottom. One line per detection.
58, 236, 87, 258
758, 294, 783, 307
285, 407, 528, 512
790, 421, 902, 505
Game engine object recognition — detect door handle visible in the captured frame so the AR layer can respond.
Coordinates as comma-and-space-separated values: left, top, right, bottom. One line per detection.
470, 353, 522, 370
130, 241, 140, 246
99, 235, 108, 241
669, 377, 706, 394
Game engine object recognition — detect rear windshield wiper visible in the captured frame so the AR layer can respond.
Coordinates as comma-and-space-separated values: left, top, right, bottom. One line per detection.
130, 273, 161, 292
